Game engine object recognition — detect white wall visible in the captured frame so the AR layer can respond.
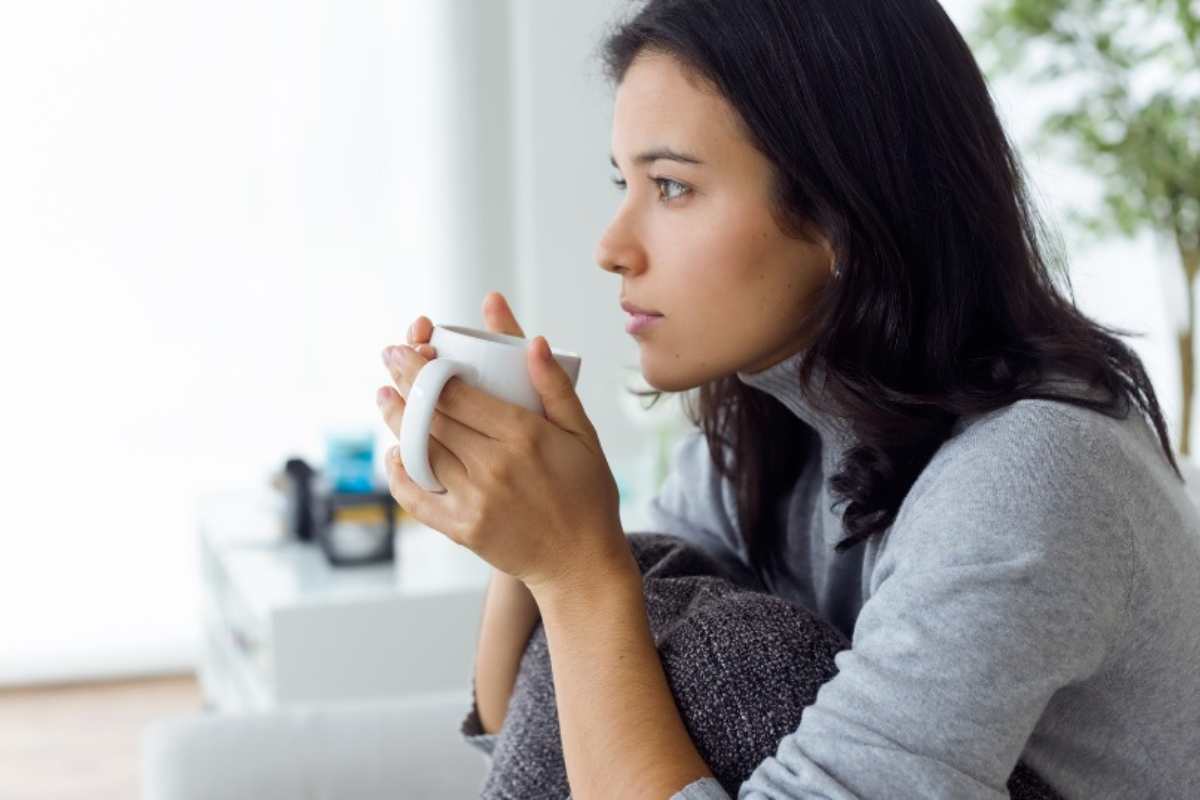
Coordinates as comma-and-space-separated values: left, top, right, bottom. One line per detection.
507, 0, 649, 465
422, 0, 519, 326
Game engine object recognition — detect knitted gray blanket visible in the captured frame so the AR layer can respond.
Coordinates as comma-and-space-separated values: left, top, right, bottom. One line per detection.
480, 532, 1062, 800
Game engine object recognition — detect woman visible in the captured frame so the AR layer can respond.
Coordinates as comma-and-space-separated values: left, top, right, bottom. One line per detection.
377, 0, 1200, 797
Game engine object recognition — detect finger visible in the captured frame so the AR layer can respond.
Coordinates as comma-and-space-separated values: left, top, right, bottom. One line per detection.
483, 292, 525, 338
383, 343, 429, 389
387, 345, 526, 442
377, 384, 489, 473
527, 336, 594, 438
377, 386, 471, 489
384, 446, 459, 533
407, 316, 434, 346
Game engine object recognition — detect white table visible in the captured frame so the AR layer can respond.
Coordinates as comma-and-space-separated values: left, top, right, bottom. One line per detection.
195, 490, 491, 712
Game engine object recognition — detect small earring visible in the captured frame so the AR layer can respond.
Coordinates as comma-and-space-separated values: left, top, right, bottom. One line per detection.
831, 260, 842, 279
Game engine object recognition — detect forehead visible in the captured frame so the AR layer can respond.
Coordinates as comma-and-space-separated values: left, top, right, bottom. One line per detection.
611, 50, 745, 162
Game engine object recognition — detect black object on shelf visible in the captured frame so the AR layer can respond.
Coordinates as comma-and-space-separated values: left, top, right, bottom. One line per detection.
281, 458, 318, 541
314, 488, 397, 567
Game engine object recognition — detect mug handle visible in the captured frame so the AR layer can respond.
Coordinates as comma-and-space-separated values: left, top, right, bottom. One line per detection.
398, 358, 475, 493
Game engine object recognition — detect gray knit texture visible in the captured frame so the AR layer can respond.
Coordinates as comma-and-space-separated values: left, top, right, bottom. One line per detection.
478, 533, 1062, 800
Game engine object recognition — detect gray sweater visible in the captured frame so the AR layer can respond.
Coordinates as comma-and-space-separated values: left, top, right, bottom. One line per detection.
463, 349, 1200, 798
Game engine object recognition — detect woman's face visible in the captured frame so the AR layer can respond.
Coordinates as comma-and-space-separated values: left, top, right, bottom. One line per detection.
596, 50, 834, 392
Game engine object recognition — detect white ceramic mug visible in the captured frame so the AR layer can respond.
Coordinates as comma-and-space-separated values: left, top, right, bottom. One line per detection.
399, 324, 582, 493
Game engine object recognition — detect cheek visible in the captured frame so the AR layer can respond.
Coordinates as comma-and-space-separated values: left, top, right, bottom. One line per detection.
634, 208, 819, 387
681, 219, 785, 314
674, 230, 823, 364
635, 248, 765, 387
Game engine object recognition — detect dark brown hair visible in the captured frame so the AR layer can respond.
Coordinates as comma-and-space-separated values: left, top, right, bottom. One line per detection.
598, 0, 1181, 577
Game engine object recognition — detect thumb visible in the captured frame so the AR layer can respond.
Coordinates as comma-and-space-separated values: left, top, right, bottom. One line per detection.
527, 336, 591, 437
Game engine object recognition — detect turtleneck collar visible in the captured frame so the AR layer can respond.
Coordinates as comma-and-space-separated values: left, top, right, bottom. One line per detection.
736, 348, 857, 466
735, 349, 1115, 473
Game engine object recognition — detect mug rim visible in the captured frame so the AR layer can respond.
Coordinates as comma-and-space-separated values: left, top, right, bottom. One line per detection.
439, 324, 580, 361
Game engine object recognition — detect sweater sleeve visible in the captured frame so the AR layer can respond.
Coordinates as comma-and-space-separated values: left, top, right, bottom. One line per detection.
674, 776, 736, 799
644, 429, 765, 589
733, 402, 1133, 798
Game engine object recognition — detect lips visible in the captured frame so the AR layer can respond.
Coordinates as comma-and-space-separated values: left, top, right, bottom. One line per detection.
625, 313, 664, 335
620, 300, 663, 317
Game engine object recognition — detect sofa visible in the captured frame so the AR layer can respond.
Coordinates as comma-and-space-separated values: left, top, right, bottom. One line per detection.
141, 688, 488, 799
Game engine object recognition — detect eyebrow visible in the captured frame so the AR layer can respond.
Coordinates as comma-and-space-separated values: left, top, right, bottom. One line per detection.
609, 147, 705, 169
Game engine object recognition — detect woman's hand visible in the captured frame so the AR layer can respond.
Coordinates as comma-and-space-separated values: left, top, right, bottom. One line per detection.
376, 292, 632, 595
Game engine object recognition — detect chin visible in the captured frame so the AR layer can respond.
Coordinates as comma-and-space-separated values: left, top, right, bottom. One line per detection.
639, 353, 716, 394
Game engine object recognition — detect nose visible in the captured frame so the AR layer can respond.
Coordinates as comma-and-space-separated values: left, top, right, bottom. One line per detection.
594, 208, 646, 277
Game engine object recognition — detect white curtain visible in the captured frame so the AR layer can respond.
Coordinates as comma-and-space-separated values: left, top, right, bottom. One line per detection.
0, 0, 448, 684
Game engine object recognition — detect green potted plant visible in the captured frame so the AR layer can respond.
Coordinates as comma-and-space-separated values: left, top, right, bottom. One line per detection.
970, 0, 1199, 472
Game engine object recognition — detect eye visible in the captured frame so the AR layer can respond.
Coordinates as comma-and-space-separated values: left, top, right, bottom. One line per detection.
655, 177, 690, 203
609, 175, 691, 204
